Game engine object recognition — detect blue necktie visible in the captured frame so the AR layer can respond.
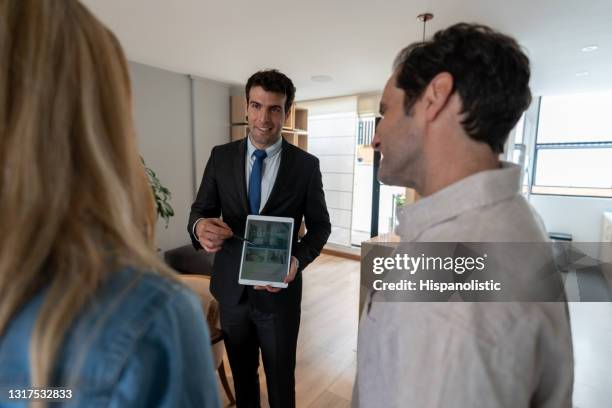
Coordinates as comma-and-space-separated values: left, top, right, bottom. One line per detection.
248, 149, 267, 214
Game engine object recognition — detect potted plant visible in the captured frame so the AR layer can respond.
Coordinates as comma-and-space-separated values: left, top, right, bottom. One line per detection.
142, 158, 174, 228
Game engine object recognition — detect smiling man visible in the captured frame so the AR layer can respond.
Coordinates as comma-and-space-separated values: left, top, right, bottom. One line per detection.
188, 70, 331, 408
353, 24, 573, 407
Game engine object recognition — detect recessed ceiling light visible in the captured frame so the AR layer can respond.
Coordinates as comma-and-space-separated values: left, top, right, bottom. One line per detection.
581, 45, 598, 52
575, 71, 590, 77
311, 75, 333, 83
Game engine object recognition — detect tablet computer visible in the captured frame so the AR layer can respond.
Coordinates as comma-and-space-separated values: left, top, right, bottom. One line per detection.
238, 215, 294, 288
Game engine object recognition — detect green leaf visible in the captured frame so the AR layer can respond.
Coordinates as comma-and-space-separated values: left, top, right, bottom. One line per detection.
141, 157, 175, 225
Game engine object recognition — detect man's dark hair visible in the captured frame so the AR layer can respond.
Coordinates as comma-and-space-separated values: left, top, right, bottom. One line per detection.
393, 23, 532, 153
245, 69, 296, 113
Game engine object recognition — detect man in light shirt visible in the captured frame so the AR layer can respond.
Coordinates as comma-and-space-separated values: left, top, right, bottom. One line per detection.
353, 23, 573, 407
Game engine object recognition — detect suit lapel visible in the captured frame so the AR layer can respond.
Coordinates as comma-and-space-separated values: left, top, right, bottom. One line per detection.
261, 138, 293, 215
234, 138, 249, 213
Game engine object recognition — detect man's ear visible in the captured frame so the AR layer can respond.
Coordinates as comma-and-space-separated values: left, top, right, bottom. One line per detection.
424, 72, 454, 122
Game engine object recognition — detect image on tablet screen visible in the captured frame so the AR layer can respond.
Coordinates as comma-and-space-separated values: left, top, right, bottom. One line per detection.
241, 220, 291, 283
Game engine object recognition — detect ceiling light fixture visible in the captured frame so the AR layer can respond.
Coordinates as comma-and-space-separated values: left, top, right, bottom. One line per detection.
581, 45, 598, 52
575, 71, 590, 77
311, 75, 333, 83
416, 12, 434, 41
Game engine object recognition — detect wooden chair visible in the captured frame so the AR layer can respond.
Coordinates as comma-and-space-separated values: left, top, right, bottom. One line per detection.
179, 275, 235, 405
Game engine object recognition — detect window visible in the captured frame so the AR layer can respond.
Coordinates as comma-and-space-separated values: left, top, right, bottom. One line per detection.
506, 113, 531, 196
509, 114, 527, 166
532, 91, 612, 197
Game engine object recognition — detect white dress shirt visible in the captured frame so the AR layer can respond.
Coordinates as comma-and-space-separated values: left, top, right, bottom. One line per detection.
245, 134, 282, 213
353, 162, 573, 408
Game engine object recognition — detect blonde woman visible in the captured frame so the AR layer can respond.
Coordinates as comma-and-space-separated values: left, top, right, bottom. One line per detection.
0, 1, 220, 407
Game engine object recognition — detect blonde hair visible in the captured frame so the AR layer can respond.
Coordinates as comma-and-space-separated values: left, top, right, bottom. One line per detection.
0, 0, 174, 390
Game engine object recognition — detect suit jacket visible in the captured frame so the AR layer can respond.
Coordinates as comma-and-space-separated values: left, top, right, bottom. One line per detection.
188, 137, 331, 312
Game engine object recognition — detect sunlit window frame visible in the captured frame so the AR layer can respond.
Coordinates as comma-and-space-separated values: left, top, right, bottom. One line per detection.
531, 139, 612, 198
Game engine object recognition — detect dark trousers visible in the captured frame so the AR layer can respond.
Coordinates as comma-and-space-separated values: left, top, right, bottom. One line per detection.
219, 292, 300, 408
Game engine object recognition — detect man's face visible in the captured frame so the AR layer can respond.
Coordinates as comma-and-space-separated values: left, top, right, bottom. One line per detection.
247, 86, 287, 148
372, 73, 425, 187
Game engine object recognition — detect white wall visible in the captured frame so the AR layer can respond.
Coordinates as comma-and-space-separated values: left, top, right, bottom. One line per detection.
298, 97, 358, 246
520, 96, 612, 242
352, 163, 372, 234
530, 195, 612, 242
192, 77, 230, 193
130, 62, 229, 251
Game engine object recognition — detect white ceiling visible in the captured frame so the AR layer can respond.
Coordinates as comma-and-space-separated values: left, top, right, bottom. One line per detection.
83, 0, 612, 101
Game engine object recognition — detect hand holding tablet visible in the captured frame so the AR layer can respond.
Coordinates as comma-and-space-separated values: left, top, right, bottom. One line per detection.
254, 256, 298, 293
239, 215, 294, 290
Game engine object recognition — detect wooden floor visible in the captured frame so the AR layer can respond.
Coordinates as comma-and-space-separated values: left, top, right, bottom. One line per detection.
217, 254, 360, 407
213, 255, 612, 408
569, 302, 612, 408
292, 264, 612, 408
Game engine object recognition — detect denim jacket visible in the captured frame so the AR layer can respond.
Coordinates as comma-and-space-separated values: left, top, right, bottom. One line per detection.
0, 267, 221, 407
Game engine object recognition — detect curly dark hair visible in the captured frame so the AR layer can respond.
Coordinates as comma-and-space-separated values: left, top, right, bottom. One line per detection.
245, 69, 296, 113
393, 23, 532, 153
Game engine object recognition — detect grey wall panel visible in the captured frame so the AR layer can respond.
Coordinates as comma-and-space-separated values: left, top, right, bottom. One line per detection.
192, 77, 230, 194
322, 173, 354, 192
319, 156, 354, 174
130, 62, 192, 252
328, 208, 352, 229
530, 195, 612, 242
308, 136, 355, 156
308, 116, 357, 138
129, 62, 230, 252
324, 191, 353, 211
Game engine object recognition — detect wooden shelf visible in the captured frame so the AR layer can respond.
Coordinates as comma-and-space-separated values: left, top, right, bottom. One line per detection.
297, 133, 308, 151
283, 104, 296, 130
231, 125, 249, 141
294, 108, 308, 132
281, 131, 298, 146
231, 96, 247, 124
280, 131, 308, 151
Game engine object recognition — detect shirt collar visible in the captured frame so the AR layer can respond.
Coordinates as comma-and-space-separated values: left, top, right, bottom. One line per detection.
396, 161, 522, 241
247, 134, 283, 159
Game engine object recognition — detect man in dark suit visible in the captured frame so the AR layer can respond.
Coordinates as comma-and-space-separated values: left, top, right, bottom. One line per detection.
188, 70, 331, 408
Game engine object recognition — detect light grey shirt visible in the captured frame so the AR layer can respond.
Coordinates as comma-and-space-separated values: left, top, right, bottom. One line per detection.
353, 162, 573, 408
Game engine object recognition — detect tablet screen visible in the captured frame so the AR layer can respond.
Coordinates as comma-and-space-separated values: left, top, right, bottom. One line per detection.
239, 216, 294, 287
